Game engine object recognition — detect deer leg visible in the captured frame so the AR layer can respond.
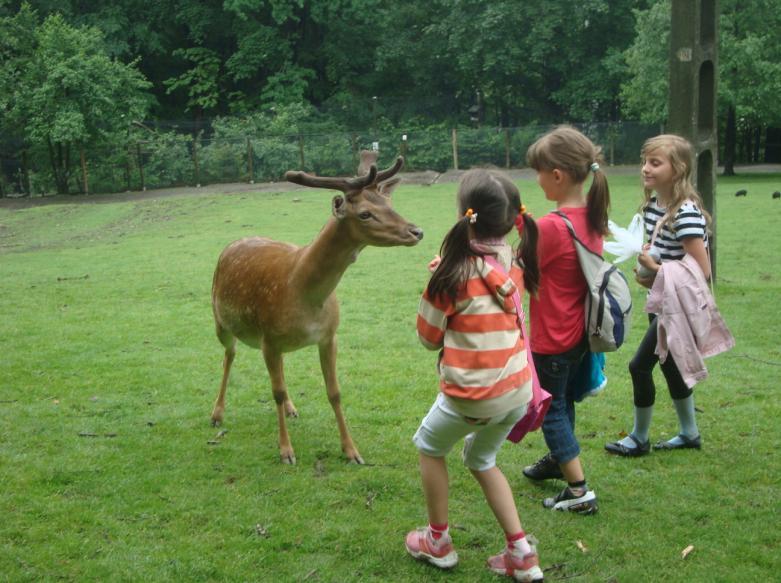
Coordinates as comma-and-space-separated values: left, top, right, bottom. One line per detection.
261, 342, 296, 465
211, 327, 236, 427
318, 337, 364, 464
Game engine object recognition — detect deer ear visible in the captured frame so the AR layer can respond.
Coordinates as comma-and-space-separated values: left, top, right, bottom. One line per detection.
378, 177, 401, 198
332, 195, 347, 219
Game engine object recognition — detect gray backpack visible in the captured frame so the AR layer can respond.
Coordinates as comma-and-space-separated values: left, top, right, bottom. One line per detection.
554, 211, 633, 352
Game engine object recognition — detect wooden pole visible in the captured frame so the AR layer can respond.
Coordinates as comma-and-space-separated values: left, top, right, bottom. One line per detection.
192, 137, 200, 187
136, 142, 146, 191
451, 128, 459, 171
298, 135, 305, 169
80, 148, 89, 195
247, 137, 254, 183
125, 145, 132, 191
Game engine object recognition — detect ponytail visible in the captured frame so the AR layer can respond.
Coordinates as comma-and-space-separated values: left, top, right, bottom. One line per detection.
516, 213, 540, 296
586, 164, 611, 236
427, 217, 475, 301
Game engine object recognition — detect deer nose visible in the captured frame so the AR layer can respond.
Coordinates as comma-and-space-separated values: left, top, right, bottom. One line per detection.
409, 226, 424, 241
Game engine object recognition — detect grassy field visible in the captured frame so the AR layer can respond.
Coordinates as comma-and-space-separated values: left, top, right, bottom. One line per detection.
1, 170, 780, 582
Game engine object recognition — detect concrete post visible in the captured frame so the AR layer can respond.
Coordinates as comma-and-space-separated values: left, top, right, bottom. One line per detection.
667, 0, 719, 279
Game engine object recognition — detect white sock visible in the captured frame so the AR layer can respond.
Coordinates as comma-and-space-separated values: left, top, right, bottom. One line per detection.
672, 395, 699, 440
617, 405, 653, 448
509, 536, 532, 557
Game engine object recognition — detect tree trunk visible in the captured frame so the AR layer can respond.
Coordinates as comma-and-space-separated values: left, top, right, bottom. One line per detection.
47, 138, 70, 194
723, 104, 736, 176
753, 126, 762, 163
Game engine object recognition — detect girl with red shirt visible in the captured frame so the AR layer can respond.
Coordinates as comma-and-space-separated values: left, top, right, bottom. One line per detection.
521, 126, 610, 515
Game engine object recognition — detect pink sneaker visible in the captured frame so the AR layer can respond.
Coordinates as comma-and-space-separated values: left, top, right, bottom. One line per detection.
405, 527, 458, 569
486, 547, 544, 581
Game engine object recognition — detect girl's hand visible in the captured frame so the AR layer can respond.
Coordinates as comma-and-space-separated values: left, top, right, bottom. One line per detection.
634, 269, 655, 289
428, 255, 442, 273
636, 250, 660, 271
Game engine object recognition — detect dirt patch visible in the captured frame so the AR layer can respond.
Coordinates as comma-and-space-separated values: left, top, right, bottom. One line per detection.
2, 164, 778, 210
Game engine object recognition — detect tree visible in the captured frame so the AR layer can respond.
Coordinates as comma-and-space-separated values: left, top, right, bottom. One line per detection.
3, 7, 151, 193
620, 0, 781, 173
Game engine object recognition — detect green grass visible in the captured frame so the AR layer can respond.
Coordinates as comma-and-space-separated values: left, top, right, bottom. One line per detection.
1, 171, 780, 582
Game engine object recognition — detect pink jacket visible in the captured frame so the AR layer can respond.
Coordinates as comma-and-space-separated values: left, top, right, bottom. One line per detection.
645, 254, 735, 388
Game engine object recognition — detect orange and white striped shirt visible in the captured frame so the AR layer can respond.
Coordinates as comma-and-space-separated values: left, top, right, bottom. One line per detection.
417, 247, 532, 413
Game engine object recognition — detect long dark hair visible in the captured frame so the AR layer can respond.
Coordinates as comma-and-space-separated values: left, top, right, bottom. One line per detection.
427, 169, 539, 301
526, 125, 611, 236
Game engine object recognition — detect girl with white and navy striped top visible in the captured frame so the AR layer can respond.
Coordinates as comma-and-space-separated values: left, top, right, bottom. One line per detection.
606, 135, 713, 459
643, 196, 708, 262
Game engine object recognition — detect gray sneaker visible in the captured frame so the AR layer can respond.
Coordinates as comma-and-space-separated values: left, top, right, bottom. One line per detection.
522, 452, 563, 481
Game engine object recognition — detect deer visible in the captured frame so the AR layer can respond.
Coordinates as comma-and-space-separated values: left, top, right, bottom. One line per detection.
210, 151, 423, 464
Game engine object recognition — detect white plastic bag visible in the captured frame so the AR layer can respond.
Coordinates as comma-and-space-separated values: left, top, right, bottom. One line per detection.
604, 213, 644, 264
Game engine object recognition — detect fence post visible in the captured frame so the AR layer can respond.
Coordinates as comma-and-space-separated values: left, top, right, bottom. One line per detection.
136, 142, 146, 191
21, 150, 31, 196
192, 137, 201, 187
125, 145, 132, 191
80, 148, 89, 195
246, 137, 254, 183
298, 135, 305, 169
451, 128, 459, 171
504, 128, 511, 168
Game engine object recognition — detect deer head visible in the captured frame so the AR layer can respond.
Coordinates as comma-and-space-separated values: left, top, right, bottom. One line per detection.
285, 152, 423, 247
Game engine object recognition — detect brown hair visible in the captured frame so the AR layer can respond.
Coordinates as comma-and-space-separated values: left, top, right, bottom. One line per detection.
526, 125, 610, 235
427, 169, 539, 300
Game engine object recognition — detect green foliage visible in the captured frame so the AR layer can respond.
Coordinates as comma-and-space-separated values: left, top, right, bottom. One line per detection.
719, 0, 781, 126
1, 173, 780, 581
138, 132, 194, 188
164, 47, 222, 113
1, 5, 150, 193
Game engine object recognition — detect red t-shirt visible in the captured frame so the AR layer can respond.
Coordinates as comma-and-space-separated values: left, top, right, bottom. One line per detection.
529, 207, 604, 355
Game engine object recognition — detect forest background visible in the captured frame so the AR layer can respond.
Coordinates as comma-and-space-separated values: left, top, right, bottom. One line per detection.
1, 0, 780, 195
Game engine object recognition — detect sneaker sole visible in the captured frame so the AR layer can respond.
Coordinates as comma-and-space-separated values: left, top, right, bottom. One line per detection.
488, 564, 544, 582
406, 545, 458, 569
546, 490, 599, 515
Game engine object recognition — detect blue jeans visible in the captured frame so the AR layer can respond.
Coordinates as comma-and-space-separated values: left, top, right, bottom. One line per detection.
533, 336, 588, 464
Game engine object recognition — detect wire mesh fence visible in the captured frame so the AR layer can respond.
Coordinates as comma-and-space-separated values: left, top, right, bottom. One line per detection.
0, 122, 660, 197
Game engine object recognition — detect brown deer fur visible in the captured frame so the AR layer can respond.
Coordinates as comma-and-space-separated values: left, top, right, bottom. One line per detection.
210, 152, 423, 464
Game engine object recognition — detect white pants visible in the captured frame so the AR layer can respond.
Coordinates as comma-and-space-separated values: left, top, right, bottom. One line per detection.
412, 393, 526, 471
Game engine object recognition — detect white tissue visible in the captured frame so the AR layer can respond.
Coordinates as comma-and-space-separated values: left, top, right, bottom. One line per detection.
604, 213, 644, 264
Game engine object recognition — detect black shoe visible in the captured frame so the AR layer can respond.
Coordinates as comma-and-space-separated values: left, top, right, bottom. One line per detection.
604, 434, 650, 457
543, 486, 598, 515
522, 453, 563, 481
653, 434, 701, 451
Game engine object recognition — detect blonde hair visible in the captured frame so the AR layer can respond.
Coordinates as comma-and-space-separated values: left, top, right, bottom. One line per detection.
640, 134, 712, 229
526, 125, 610, 235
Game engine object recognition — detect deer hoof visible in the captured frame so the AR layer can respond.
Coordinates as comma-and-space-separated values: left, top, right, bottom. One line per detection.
347, 453, 365, 465
210, 416, 222, 427
284, 402, 298, 418
280, 450, 297, 465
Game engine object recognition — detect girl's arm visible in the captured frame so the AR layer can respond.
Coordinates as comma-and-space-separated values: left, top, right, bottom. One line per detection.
417, 294, 450, 350
682, 236, 711, 280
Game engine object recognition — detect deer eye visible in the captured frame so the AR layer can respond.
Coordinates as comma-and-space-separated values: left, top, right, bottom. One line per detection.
358, 211, 373, 220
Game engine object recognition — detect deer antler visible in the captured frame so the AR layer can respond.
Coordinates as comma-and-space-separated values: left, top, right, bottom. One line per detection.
376, 156, 404, 183
285, 166, 378, 193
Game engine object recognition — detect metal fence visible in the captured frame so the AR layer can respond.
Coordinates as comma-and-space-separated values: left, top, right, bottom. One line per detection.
0, 122, 660, 197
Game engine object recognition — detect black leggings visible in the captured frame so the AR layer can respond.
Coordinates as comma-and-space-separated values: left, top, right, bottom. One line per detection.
629, 315, 693, 408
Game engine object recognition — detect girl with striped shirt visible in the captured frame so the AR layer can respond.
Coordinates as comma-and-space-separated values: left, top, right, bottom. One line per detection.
406, 169, 544, 581
605, 134, 712, 457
